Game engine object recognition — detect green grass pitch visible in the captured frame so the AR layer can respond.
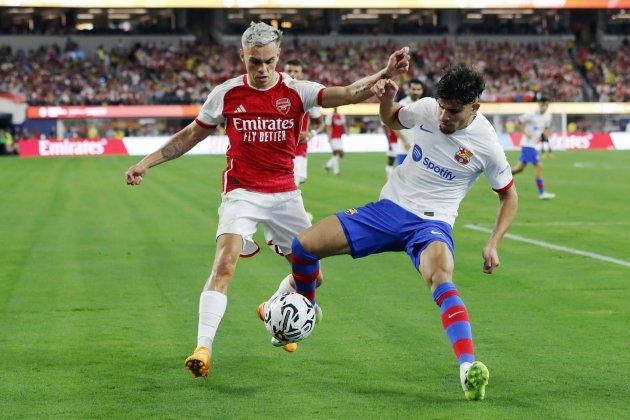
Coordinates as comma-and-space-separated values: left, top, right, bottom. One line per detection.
1, 150, 629, 418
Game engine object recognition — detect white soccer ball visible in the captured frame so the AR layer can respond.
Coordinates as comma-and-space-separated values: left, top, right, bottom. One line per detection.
264, 292, 316, 344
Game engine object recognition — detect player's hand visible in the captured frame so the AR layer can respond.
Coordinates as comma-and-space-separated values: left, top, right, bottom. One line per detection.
125, 163, 148, 186
385, 46, 410, 78
298, 131, 313, 144
482, 246, 500, 274
372, 79, 399, 102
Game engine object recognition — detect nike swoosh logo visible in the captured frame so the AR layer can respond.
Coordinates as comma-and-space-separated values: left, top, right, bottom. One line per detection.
448, 310, 464, 319
419, 124, 433, 133
430, 230, 443, 235
499, 165, 510, 175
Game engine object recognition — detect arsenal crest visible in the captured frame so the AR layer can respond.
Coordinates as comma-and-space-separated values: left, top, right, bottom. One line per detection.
454, 147, 473, 165
275, 98, 291, 114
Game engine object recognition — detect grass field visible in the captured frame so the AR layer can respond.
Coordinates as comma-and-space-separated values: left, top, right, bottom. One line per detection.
1, 150, 629, 419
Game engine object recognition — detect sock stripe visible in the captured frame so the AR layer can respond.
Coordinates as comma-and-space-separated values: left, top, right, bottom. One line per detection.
441, 305, 470, 329
433, 282, 475, 366
291, 237, 319, 305
453, 338, 474, 362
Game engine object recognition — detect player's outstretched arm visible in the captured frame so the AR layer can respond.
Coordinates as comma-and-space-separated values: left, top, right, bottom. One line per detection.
125, 121, 213, 186
482, 186, 518, 274
320, 47, 410, 108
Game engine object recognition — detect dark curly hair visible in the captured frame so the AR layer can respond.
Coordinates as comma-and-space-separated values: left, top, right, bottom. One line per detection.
435, 64, 485, 105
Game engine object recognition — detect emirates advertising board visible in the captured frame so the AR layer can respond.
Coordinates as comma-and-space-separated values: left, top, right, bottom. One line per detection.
17, 132, 630, 158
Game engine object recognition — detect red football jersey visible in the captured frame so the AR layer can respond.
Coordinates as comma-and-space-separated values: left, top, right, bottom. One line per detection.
325, 112, 346, 139
196, 73, 324, 193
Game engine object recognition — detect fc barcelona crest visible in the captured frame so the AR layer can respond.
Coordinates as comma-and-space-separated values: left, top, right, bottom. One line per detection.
344, 208, 358, 215
454, 147, 473, 165
275, 98, 291, 114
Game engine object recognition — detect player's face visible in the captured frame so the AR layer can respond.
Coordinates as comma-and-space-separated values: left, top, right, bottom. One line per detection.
408, 83, 424, 101
437, 98, 479, 134
240, 43, 280, 89
539, 101, 549, 113
284, 64, 304, 80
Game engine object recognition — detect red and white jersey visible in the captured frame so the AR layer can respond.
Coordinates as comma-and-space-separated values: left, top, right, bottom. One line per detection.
196, 72, 324, 193
295, 106, 322, 157
325, 112, 346, 139
382, 97, 513, 226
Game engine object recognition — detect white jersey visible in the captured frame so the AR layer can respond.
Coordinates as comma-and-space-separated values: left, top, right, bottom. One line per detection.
394, 95, 419, 154
518, 109, 551, 148
380, 97, 513, 227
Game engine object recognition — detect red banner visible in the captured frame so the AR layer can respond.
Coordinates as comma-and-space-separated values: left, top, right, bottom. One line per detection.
19, 138, 129, 157
508, 132, 615, 150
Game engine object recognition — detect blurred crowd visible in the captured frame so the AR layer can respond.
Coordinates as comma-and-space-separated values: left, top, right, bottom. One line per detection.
0, 36, 628, 107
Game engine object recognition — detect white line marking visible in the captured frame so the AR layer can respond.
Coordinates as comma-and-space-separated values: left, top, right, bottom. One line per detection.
512, 221, 630, 227
464, 224, 630, 268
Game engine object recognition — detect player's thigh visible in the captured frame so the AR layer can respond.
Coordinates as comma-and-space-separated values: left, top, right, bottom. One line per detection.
216, 190, 268, 257
298, 215, 351, 258
263, 192, 311, 255
419, 240, 455, 288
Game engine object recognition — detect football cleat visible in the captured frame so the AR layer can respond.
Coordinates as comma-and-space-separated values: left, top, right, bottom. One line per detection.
324, 165, 330, 175
271, 337, 298, 352
314, 303, 323, 323
184, 346, 211, 379
462, 361, 490, 401
539, 192, 556, 200
257, 301, 299, 353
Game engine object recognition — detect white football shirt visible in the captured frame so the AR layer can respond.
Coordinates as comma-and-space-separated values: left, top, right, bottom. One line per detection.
380, 97, 513, 227
395, 95, 419, 155
518, 109, 551, 148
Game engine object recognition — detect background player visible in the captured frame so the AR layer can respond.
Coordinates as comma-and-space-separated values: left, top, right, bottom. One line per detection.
390, 79, 426, 165
324, 107, 347, 176
511, 96, 556, 199
284, 64, 518, 400
124, 22, 411, 380
283, 59, 324, 189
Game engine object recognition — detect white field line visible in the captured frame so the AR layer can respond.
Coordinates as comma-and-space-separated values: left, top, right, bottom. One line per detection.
511, 221, 630, 227
464, 224, 630, 268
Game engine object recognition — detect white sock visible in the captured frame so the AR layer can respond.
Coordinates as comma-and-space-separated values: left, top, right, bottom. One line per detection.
333, 156, 340, 175
325, 156, 334, 168
270, 274, 295, 302
197, 290, 227, 351
385, 165, 394, 178
459, 362, 473, 389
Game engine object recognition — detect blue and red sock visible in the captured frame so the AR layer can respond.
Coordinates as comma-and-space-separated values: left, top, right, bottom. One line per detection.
432, 282, 474, 365
291, 238, 319, 305
536, 178, 545, 195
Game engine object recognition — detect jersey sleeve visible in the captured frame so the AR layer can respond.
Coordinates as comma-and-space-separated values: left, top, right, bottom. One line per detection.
397, 97, 433, 130
294, 80, 325, 113
196, 84, 228, 128
484, 143, 514, 192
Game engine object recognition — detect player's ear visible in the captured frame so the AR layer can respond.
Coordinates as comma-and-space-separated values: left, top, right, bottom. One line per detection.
472, 103, 481, 112
239, 49, 245, 63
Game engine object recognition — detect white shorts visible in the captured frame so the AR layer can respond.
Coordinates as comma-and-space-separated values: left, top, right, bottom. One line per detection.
216, 189, 311, 257
329, 138, 343, 152
293, 155, 308, 185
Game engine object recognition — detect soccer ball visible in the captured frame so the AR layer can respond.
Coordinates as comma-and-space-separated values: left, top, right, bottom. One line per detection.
264, 292, 316, 344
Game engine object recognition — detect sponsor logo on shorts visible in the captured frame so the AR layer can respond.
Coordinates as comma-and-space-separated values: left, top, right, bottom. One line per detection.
344, 208, 358, 215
